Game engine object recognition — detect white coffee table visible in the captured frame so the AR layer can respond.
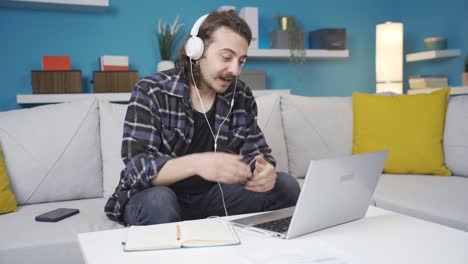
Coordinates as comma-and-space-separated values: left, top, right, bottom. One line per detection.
78, 206, 468, 264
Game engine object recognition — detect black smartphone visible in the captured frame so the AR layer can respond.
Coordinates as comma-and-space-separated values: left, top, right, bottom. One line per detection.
35, 208, 80, 222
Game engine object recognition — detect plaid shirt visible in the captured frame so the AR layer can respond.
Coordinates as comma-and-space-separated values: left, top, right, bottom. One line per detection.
104, 68, 276, 224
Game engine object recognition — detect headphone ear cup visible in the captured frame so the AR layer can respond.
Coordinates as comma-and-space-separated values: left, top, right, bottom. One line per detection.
185, 36, 204, 61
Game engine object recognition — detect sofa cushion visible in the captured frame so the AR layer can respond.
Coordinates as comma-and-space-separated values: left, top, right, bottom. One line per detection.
281, 95, 353, 178
444, 95, 468, 177
0, 99, 103, 205
99, 101, 127, 198
0, 198, 122, 264
100, 94, 291, 197
0, 145, 17, 214
352, 89, 451, 176
255, 94, 289, 173
373, 174, 468, 231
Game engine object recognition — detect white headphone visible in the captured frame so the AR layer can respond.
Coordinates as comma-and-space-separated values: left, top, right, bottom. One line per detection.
186, 13, 238, 152
185, 14, 209, 61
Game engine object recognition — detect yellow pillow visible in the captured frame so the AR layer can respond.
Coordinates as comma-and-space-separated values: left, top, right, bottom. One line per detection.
0, 145, 17, 214
352, 88, 451, 176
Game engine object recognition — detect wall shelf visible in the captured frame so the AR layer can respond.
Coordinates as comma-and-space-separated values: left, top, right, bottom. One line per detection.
0, 0, 109, 10
17, 93, 130, 104
407, 86, 468, 95
16, 90, 291, 104
406, 49, 461, 62
247, 49, 349, 59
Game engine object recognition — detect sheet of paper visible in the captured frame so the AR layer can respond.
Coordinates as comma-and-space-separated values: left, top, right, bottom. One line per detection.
125, 222, 179, 250
234, 227, 351, 264
181, 219, 237, 244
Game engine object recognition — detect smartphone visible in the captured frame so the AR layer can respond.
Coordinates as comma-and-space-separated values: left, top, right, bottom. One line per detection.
35, 208, 80, 222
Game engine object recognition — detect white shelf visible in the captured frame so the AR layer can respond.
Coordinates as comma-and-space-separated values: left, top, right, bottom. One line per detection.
0, 0, 109, 9
247, 49, 349, 59
16, 90, 291, 104
17, 93, 130, 104
406, 49, 461, 62
407, 86, 468, 95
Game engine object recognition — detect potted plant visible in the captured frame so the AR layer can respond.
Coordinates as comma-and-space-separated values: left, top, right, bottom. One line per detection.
157, 16, 184, 72
269, 14, 306, 63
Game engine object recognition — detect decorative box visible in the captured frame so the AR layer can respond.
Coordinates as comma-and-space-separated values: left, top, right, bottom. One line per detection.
240, 70, 266, 90
93, 71, 139, 93
31, 70, 82, 94
308, 28, 346, 50
424, 37, 447, 51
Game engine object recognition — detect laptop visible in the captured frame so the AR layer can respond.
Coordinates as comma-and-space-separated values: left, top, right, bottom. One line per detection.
231, 151, 388, 239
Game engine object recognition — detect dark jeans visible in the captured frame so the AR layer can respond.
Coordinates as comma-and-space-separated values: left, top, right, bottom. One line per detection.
123, 172, 301, 225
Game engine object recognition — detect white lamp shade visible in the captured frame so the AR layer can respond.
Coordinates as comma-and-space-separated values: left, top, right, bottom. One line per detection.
376, 22, 403, 94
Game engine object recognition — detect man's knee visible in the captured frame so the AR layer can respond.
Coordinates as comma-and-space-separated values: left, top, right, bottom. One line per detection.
273, 172, 301, 207
124, 186, 181, 225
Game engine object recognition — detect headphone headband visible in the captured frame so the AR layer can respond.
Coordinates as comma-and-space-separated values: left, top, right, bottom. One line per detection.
190, 14, 209, 36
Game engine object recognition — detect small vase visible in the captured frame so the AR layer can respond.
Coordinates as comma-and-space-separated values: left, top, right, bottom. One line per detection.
157, 60, 175, 72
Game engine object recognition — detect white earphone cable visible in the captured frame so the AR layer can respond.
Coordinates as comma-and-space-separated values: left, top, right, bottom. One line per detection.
189, 59, 237, 217
190, 60, 217, 145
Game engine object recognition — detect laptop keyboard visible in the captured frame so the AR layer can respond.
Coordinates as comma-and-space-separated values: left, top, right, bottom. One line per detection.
253, 216, 292, 233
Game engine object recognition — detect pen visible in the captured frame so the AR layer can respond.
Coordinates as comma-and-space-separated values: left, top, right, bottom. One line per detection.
176, 224, 181, 241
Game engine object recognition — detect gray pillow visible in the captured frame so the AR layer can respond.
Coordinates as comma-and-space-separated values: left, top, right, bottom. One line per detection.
0, 99, 103, 205
281, 95, 353, 178
255, 94, 289, 173
444, 95, 468, 177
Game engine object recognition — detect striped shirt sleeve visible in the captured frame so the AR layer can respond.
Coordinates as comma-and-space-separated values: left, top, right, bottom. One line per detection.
239, 89, 277, 168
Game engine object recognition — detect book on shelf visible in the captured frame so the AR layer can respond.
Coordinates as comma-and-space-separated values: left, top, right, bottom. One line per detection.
408, 75, 448, 89
407, 88, 445, 94
407, 87, 468, 95
239, 7, 258, 49
100, 55, 129, 71
42, 55, 71, 71
123, 219, 240, 252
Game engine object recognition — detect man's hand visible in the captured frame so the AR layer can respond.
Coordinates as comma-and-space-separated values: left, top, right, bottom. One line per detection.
244, 155, 277, 192
196, 152, 252, 184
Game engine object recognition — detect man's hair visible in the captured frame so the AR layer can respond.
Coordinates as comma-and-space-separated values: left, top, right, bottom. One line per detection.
175, 10, 252, 84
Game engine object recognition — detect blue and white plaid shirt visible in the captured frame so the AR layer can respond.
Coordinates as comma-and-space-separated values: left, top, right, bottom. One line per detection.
104, 68, 275, 224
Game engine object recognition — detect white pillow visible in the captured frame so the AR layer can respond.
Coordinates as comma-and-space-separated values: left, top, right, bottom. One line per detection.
0, 99, 102, 205
99, 101, 127, 198
444, 96, 468, 177
255, 94, 289, 173
281, 95, 353, 178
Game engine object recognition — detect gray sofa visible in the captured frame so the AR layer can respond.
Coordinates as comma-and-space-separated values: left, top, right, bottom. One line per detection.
0, 92, 467, 264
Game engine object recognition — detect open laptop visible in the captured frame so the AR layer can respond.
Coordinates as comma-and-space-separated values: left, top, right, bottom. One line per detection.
231, 151, 388, 239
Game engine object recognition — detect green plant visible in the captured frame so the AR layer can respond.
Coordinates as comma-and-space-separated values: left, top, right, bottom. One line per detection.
157, 16, 184, 61
465, 55, 468, 72
275, 14, 306, 63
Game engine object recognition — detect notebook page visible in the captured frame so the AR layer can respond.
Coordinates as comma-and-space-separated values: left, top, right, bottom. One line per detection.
180, 220, 239, 247
125, 222, 180, 251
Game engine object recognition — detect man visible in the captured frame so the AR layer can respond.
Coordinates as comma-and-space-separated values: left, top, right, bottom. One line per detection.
105, 10, 300, 226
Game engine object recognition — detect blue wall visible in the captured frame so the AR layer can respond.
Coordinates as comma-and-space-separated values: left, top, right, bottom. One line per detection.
0, 0, 466, 111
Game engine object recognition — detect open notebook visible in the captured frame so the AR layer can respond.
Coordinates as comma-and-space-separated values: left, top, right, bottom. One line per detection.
123, 219, 240, 251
